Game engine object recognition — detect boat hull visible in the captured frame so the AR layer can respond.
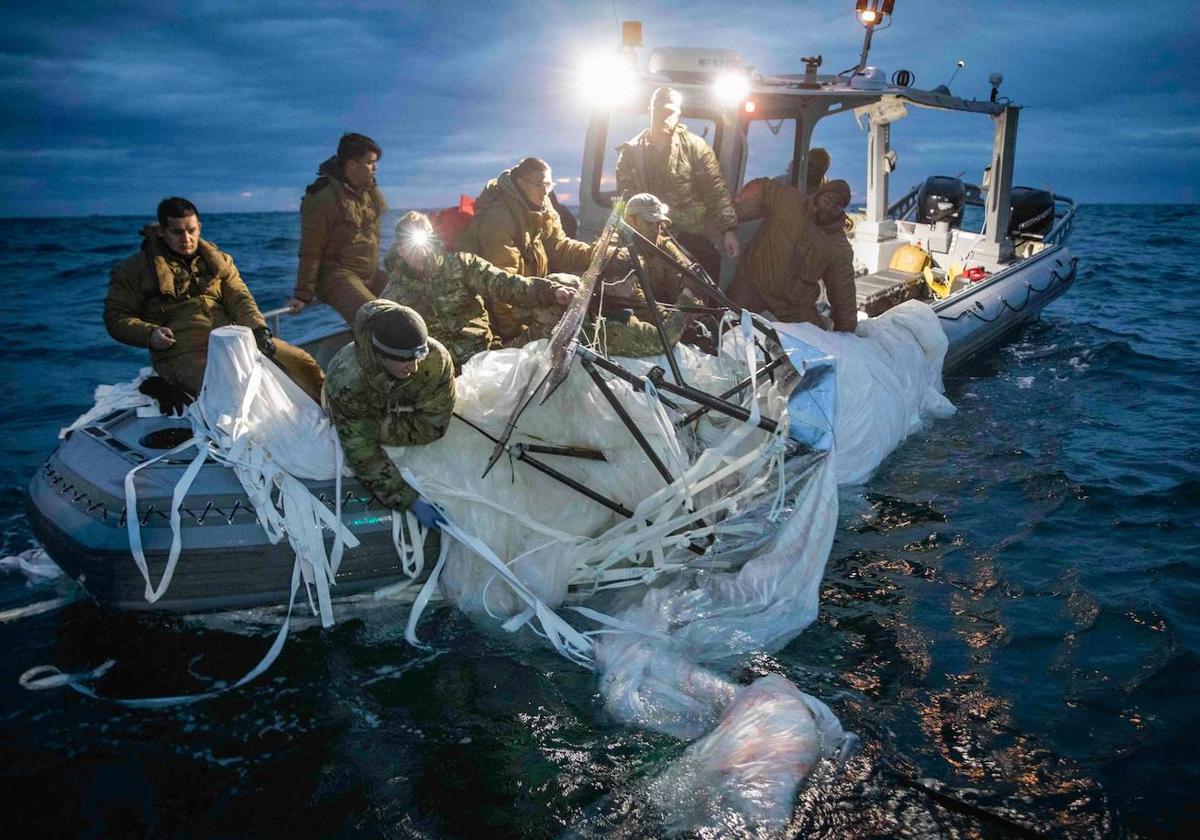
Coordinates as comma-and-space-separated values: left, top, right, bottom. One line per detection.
936, 245, 1077, 372
28, 410, 434, 613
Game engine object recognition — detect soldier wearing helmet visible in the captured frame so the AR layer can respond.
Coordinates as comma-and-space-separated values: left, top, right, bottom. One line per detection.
323, 300, 454, 527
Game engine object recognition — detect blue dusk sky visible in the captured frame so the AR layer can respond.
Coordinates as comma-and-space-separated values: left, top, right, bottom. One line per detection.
0, 0, 1196, 217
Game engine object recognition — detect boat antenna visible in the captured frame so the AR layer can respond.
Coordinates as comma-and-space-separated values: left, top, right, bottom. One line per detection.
946, 59, 965, 89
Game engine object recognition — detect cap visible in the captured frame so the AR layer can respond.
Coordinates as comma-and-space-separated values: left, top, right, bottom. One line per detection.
650, 86, 682, 112
624, 193, 670, 224
372, 305, 430, 361
813, 178, 851, 208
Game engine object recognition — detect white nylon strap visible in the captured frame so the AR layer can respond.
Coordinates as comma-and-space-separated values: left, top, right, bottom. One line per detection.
123, 435, 208, 603
19, 558, 304, 707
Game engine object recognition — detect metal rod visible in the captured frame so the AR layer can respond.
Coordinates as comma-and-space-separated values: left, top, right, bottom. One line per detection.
453, 412, 705, 556
578, 345, 779, 434
646, 367, 779, 434
454, 413, 631, 516
678, 354, 791, 427
516, 442, 606, 461
579, 349, 683, 411
619, 221, 742, 313
628, 248, 685, 386
580, 357, 676, 485
514, 452, 633, 518
482, 365, 550, 479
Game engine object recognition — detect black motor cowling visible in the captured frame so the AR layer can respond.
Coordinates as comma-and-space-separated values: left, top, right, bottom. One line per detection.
915, 176, 965, 226
1008, 187, 1055, 238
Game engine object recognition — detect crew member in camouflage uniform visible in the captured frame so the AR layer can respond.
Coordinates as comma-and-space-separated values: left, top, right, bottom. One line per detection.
459, 157, 598, 342
382, 212, 575, 369
324, 300, 454, 526
104, 197, 325, 412
728, 178, 858, 332
619, 193, 695, 304
286, 133, 388, 324
615, 86, 740, 283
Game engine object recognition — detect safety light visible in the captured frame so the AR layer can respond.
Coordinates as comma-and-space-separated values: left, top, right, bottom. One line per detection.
850, 0, 897, 79
855, 0, 895, 27
744, 100, 756, 113
579, 50, 638, 109
712, 71, 750, 107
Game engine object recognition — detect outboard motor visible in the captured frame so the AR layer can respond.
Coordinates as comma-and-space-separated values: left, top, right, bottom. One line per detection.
1008, 187, 1055, 238
915, 176, 965, 226
916, 176, 965, 252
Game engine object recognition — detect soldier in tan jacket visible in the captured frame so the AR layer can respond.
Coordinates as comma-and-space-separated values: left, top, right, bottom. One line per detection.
458, 157, 597, 342
728, 179, 858, 332
104, 197, 325, 411
286, 133, 388, 324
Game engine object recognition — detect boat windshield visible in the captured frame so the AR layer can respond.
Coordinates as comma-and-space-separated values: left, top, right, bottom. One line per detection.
742, 116, 799, 185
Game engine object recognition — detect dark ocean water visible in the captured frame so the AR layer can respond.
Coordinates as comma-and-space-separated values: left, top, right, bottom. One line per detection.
0, 206, 1197, 838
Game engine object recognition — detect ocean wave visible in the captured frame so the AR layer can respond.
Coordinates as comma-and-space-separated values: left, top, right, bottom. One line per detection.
86, 242, 133, 255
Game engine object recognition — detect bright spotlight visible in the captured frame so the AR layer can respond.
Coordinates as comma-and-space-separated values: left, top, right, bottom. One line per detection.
712, 72, 750, 107
405, 227, 431, 249
579, 51, 638, 109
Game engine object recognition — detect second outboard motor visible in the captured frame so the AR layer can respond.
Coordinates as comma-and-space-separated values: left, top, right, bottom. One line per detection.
1008, 187, 1055, 238
916, 176, 966, 226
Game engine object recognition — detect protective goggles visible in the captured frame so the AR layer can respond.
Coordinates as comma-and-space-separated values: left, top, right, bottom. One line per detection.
372, 337, 429, 361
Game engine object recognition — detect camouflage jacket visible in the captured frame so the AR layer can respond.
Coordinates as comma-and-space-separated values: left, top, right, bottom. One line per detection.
323, 300, 456, 511
294, 157, 388, 302
382, 249, 563, 368
615, 126, 738, 236
104, 226, 267, 366
731, 178, 857, 331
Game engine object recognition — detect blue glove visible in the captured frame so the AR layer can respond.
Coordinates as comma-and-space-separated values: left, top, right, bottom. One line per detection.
411, 498, 446, 530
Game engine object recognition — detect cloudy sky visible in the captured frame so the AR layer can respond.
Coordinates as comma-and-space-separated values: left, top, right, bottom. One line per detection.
1, 0, 1196, 217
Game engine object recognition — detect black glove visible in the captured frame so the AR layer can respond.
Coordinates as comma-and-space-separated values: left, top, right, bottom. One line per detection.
139, 376, 196, 417
604, 307, 634, 325
253, 326, 276, 359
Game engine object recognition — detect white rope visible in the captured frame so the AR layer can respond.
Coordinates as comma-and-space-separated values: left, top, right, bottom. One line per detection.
19, 558, 304, 707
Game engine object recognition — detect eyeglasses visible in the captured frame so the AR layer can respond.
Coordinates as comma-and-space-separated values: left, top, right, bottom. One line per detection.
520, 177, 554, 190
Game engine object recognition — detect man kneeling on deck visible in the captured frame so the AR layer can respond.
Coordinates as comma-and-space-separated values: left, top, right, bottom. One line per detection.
324, 300, 454, 529
104, 197, 325, 415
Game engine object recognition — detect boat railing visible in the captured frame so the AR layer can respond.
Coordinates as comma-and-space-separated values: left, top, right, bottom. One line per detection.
1041, 195, 1077, 247
886, 184, 1076, 248
261, 306, 296, 338
886, 186, 919, 221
